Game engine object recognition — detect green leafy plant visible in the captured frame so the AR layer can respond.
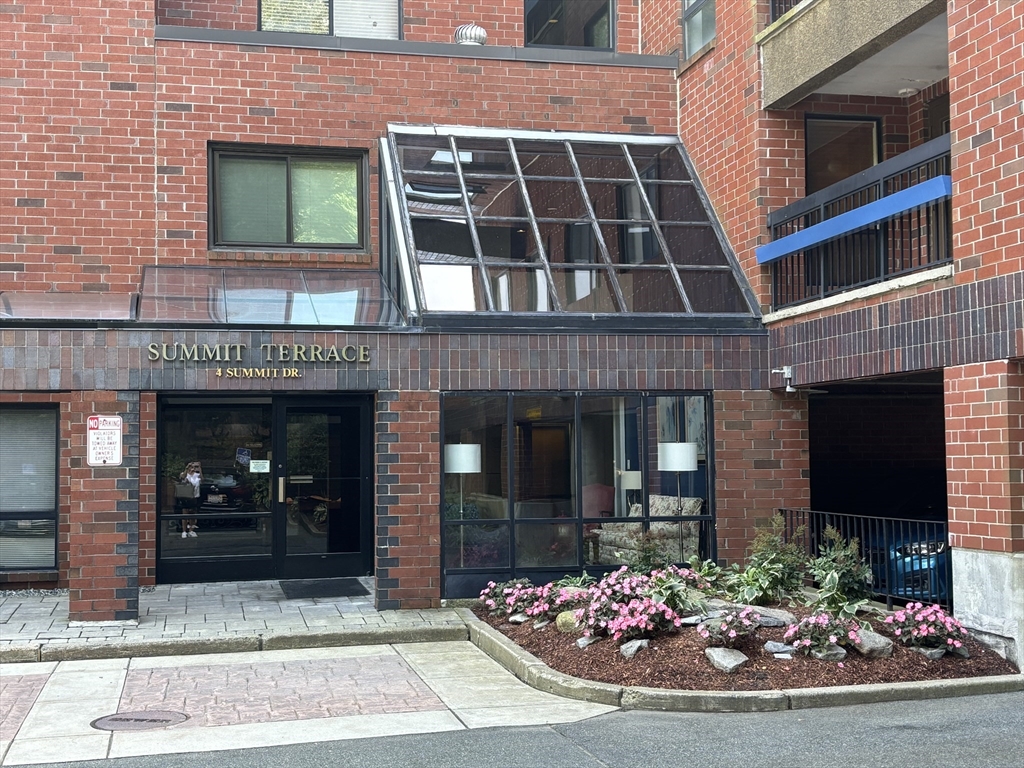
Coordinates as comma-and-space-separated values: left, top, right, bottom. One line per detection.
726, 514, 807, 604
619, 530, 672, 574
883, 602, 968, 650
687, 557, 725, 594
646, 567, 708, 616
784, 611, 862, 654
479, 578, 536, 616
552, 573, 597, 589
807, 526, 873, 616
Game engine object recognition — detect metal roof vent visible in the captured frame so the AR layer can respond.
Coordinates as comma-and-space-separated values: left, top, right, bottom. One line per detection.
454, 23, 487, 45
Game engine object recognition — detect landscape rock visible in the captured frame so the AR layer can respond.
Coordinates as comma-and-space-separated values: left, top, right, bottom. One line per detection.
751, 606, 797, 627
576, 635, 600, 650
912, 646, 946, 660
853, 630, 893, 659
533, 618, 551, 629
508, 612, 529, 624
556, 611, 579, 634
949, 643, 970, 659
705, 647, 749, 673
811, 643, 847, 662
620, 639, 649, 659
677, 615, 705, 626
763, 641, 796, 654
773, 653, 794, 660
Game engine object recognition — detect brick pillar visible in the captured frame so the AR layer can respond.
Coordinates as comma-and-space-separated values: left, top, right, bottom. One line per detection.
66, 391, 140, 622
945, 361, 1024, 663
713, 390, 810, 565
374, 390, 441, 610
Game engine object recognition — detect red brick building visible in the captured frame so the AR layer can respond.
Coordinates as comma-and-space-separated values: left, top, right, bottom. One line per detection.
1, 1, 1020, 660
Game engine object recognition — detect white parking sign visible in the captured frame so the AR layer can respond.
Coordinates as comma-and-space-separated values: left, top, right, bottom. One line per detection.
87, 415, 123, 467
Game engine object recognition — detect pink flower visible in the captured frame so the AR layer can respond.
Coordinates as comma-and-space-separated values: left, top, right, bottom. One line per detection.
837, 662, 844, 668
729, 630, 737, 638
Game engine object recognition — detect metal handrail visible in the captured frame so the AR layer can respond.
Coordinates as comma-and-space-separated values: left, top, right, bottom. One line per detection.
768, 135, 951, 229
780, 507, 951, 610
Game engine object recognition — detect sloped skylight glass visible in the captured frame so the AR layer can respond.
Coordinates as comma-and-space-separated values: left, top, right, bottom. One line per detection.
383, 126, 757, 319
138, 267, 404, 327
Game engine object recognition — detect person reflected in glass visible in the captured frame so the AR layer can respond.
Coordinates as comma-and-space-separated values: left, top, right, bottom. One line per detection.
180, 461, 202, 538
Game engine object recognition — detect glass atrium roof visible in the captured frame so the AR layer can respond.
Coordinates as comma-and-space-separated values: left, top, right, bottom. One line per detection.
380, 126, 758, 326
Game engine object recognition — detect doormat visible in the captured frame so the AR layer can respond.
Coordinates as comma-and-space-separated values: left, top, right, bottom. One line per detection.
280, 578, 370, 600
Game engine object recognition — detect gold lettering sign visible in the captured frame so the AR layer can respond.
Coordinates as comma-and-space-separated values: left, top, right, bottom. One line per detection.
146, 342, 371, 365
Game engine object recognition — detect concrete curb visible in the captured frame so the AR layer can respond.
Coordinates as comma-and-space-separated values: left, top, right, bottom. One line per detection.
0, 624, 470, 663
456, 607, 1024, 712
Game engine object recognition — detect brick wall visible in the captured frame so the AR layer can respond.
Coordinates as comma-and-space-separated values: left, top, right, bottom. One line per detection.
712, 389, 809, 565
0, 0, 157, 294
156, 0, 255, 30
140, 392, 157, 584
948, 0, 1024, 284
375, 390, 442, 609
945, 360, 1024, 554
640, 0, 681, 56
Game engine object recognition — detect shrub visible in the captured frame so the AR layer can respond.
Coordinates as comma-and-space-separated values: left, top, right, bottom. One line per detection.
783, 611, 862, 655
478, 578, 537, 616
620, 530, 672, 573
687, 557, 725, 594
574, 566, 683, 642
883, 602, 968, 650
725, 514, 806, 605
646, 566, 709, 616
522, 581, 591, 621
807, 526, 873, 615
697, 606, 761, 648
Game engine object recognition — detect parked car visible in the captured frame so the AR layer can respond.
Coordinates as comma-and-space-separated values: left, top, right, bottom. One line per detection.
866, 494, 950, 604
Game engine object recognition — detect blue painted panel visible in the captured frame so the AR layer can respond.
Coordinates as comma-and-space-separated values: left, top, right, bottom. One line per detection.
756, 176, 951, 265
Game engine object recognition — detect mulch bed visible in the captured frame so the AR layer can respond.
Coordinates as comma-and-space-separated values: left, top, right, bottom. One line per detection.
473, 605, 1019, 692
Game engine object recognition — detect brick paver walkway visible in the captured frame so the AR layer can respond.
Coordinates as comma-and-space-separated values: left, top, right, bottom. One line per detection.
0, 674, 50, 742
118, 655, 447, 727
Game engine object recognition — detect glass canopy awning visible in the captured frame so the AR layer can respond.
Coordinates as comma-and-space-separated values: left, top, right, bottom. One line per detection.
137, 267, 404, 327
379, 125, 760, 328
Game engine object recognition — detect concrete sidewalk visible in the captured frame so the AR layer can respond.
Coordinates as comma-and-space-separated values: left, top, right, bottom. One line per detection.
1, 580, 469, 661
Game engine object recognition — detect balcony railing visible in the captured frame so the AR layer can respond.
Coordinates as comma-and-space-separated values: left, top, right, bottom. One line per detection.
770, 0, 805, 22
757, 135, 951, 311
781, 508, 951, 610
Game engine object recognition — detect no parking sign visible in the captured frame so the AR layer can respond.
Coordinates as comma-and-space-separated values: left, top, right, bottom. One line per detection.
87, 415, 123, 466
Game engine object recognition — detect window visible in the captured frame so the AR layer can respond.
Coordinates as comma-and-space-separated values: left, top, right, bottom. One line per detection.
525, 0, 612, 49
683, 0, 715, 58
212, 146, 366, 250
387, 129, 755, 317
259, 0, 399, 39
441, 392, 713, 597
0, 407, 58, 570
805, 116, 879, 195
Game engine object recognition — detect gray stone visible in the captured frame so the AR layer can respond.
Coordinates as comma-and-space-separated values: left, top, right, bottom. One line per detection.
576, 635, 601, 650
773, 653, 794, 660
556, 610, 579, 634
811, 643, 847, 662
751, 606, 797, 627
705, 647, 748, 673
949, 643, 970, 659
853, 629, 893, 659
620, 639, 649, 659
533, 618, 551, 629
677, 615, 706, 625
764, 640, 796, 654
913, 646, 947, 660
508, 612, 529, 624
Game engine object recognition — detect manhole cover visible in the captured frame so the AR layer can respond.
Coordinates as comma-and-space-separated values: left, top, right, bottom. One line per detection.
91, 711, 189, 731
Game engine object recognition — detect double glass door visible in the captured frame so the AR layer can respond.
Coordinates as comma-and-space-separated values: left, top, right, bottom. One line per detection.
157, 396, 372, 583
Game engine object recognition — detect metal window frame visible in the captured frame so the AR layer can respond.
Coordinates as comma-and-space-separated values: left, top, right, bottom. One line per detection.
209, 143, 369, 251
683, 0, 715, 58
523, 0, 615, 51
0, 404, 60, 571
257, 0, 404, 40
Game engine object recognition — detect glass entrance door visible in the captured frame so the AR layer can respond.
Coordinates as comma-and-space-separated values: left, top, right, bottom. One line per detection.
157, 396, 372, 583
274, 401, 372, 579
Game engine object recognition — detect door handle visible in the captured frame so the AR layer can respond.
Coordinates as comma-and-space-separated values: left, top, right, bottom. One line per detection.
278, 477, 286, 504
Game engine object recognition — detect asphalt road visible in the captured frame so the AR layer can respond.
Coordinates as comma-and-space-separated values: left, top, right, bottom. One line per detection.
27, 690, 1024, 768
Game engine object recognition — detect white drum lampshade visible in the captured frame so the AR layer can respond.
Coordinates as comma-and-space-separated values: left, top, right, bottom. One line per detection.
444, 444, 481, 474
658, 442, 698, 473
